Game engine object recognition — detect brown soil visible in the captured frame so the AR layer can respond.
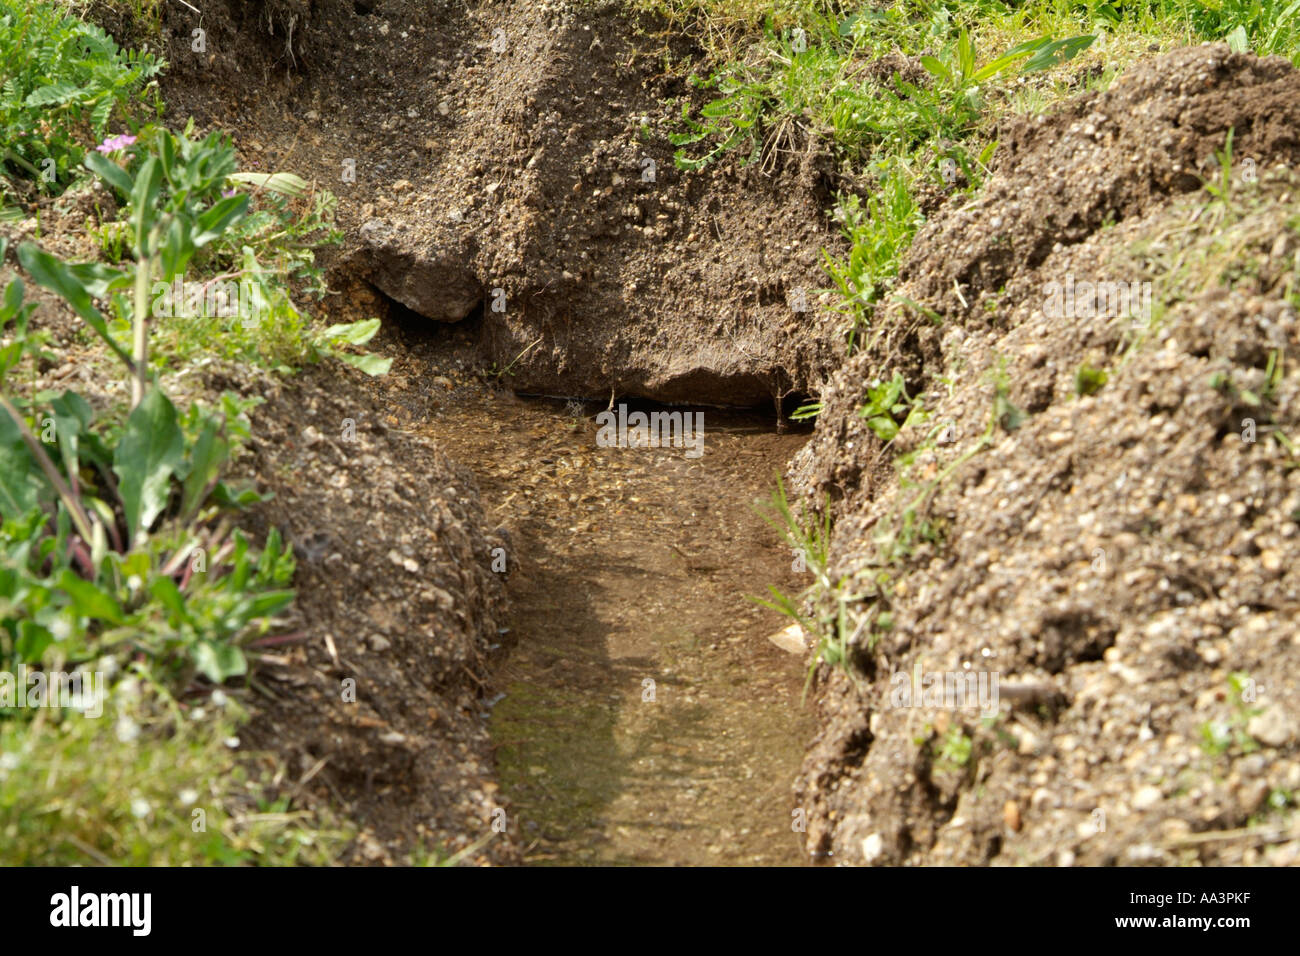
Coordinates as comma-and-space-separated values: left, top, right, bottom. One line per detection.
229, 358, 517, 865
145, 0, 845, 407
791, 46, 1300, 867
903, 44, 1300, 325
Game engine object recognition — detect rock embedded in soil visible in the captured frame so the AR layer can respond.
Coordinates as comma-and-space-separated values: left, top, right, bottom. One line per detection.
151, 0, 845, 407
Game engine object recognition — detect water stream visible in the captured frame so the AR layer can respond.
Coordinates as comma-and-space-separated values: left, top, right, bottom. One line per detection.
419, 390, 816, 865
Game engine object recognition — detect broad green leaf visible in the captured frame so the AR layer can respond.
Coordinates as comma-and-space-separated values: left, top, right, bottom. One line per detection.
57, 568, 124, 624
157, 129, 177, 186
973, 38, 1044, 82
867, 415, 899, 442
16, 242, 136, 371
158, 216, 194, 282
211, 483, 271, 508
113, 388, 184, 542
69, 261, 130, 299
1022, 35, 1095, 73
1000, 36, 1052, 59
15, 620, 52, 663
193, 641, 246, 682
192, 194, 250, 247
919, 55, 952, 83
2, 276, 25, 322
1225, 25, 1249, 54
0, 278, 34, 375
321, 318, 381, 346
180, 410, 228, 520
130, 156, 163, 249
225, 171, 309, 197
239, 589, 295, 620
83, 151, 132, 196
336, 352, 392, 376
49, 390, 93, 483
149, 575, 192, 626
0, 410, 47, 514
956, 30, 976, 82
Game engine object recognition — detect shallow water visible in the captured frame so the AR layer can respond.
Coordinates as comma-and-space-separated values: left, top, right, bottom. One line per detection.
419, 392, 816, 865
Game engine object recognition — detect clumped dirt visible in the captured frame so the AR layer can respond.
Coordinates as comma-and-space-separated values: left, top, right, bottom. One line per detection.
145, 0, 845, 407
904, 44, 1300, 325
791, 46, 1300, 866
228, 357, 516, 865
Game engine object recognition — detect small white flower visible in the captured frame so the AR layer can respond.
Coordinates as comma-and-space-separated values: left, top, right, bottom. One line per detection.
127, 575, 143, 593
115, 715, 141, 743
0, 752, 19, 771
223, 736, 240, 749
189, 707, 206, 722
210, 689, 228, 708
50, 616, 73, 641
130, 798, 151, 819
178, 789, 199, 807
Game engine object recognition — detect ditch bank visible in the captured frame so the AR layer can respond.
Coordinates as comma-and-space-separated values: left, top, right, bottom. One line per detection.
145, 0, 845, 406
792, 45, 1300, 866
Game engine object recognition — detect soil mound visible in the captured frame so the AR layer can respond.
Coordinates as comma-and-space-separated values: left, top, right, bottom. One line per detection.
792, 45, 1300, 866
905, 44, 1300, 323
152, 0, 844, 407
233, 360, 515, 864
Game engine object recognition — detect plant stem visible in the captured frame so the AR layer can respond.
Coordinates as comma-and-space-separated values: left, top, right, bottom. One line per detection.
131, 250, 151, 407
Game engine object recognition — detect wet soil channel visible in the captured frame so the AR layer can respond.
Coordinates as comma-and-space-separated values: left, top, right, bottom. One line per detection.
380, 317, 817, 865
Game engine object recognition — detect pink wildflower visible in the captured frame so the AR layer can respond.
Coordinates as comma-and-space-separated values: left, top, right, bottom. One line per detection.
95, 133, 137, 154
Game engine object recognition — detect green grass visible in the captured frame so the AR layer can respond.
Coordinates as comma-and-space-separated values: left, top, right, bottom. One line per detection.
657, 1, 1300, 357
0, 673, 349, 865
0, 1, 389, 865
